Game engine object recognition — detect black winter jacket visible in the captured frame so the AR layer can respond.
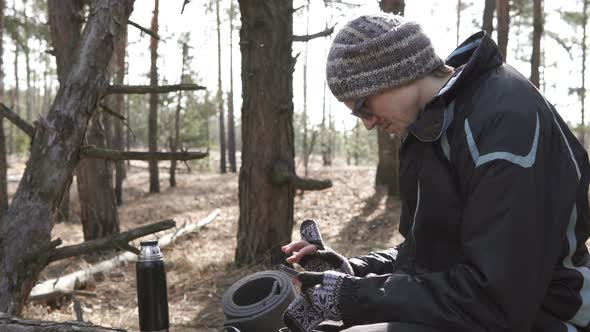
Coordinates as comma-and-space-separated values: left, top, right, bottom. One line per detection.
339, 32, 590, 332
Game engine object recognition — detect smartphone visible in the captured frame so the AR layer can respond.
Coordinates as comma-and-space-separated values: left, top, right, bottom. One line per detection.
275, 264, 300, 278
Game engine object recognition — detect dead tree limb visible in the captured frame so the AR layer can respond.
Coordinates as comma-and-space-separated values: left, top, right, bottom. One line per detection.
80, 146, 208, 161
29, 209, 220, 303
181, 0, 191, 14
293, 26, 335, 42
99, 102, 126, 121
128, 19, 159, 40
0, 103, 35, 137
48, 219, 175, 263
0, 313, 130, 332
104, 83, 205, 96
271, 162, 332, 191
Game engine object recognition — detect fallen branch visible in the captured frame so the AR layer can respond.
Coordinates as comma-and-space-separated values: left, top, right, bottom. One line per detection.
29, 209, 220, 302
0, 313, 130, 331
271, 162, 332, 191
181, 0, 191, 14
80, 146, 208, 161
128, 19, 159, 40
99, 102, 126, 121
105, 83, 205, 96
48, 219, 176, 263
0, 103, 35, 137
293, 26, 335, 42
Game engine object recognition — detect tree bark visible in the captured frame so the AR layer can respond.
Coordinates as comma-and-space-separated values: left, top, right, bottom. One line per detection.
113, 18, 127, 205
227, 0, 237, 173
236, 0, 295, 265
23, 0, 32, 123
375, 130, 400, 196
48, 0, 84, 223
148, 0, 160, 193
217, 0, 226, 174
170, 42, 188, 187
530, 0, 542, 88
482, 0, 495, 37
379, 0, 405, 14
496, 0, 510, 62
375, 0, 404, 196
302, 0, 310, 176
0, 0, 7, 216
11, 25, 19, 156
77, 113, 120, 241
0, 0, 134, 315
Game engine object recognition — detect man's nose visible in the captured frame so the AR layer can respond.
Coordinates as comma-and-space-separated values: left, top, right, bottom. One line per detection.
361, 116, 377, 130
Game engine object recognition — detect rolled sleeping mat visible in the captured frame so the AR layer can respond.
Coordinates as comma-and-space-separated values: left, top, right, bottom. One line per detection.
223, 270, 295, 332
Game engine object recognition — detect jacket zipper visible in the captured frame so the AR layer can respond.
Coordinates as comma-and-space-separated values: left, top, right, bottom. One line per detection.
409, 179, 421, 275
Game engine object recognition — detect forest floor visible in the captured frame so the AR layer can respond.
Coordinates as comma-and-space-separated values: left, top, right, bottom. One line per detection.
8, 155, 404, 331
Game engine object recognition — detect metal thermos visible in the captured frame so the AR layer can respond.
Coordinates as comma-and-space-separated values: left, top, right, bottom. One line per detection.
136, 240, 170, 332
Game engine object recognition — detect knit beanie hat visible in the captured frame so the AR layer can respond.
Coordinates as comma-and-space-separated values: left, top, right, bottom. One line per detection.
326, 14, 444, 101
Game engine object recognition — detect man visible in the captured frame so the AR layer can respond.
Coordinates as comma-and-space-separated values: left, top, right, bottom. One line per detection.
281, 14, 590, 332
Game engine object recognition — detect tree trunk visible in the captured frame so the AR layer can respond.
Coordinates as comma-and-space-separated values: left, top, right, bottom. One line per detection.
217, 0, 226, 174
375, 130, 400, 195
376, 0, 404, 196
113, 17, 127, 205
496, 0, 510, 62
148, 0, 160, 193
0, 0, 7, 216
0, 0, 134, 315
379, 0, 405, 14
302, 0, 310, 176
227, 0, 237, 173
77, 113, 120, 241
48, 0, 84, 223
12, 30, 19, 156
482, 0, 495, 37
170, 42, 188, 188
23, 0, 32, 123
530, 0, 542, 88
76, 31, 122, 239
353, 122, 360, 166
321, 71, 331, 166
236, 0, 295, 266
126, 68, 131, 167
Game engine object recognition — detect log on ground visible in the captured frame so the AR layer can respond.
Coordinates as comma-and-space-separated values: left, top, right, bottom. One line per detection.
29, 209, 221, 302
0, 313, 129, 332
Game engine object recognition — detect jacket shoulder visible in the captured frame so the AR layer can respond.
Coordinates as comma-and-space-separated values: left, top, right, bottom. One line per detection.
460, 65, 542, 168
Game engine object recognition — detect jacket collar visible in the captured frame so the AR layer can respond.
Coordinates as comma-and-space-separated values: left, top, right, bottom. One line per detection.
407, 31, 503, 142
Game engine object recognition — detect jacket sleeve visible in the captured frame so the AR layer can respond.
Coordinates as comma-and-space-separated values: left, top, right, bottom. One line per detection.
338, 109, 572, 331
348, 248, 398, 277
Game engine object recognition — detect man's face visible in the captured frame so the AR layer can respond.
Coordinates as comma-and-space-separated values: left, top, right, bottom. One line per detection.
345, 80, 422, 136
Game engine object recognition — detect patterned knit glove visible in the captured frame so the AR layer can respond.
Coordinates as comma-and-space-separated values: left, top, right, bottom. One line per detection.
283, 271, 349, 332
299, 219, 354, 275
283, 293, 325, 332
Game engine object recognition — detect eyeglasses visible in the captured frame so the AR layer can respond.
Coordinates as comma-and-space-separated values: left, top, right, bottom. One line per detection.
351, 97, 374, 120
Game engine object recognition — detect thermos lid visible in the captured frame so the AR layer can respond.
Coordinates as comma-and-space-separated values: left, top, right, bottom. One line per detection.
138, 240, 163, 261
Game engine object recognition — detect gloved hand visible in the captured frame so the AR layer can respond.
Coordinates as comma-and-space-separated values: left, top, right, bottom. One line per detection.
298, 219, 354, 275
283, 271, 351, 332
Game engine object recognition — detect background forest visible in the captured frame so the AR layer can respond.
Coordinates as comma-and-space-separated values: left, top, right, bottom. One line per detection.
0, 0, 586, 331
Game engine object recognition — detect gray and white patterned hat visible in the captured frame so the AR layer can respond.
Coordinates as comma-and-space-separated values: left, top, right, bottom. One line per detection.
326, 14, 443, 101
